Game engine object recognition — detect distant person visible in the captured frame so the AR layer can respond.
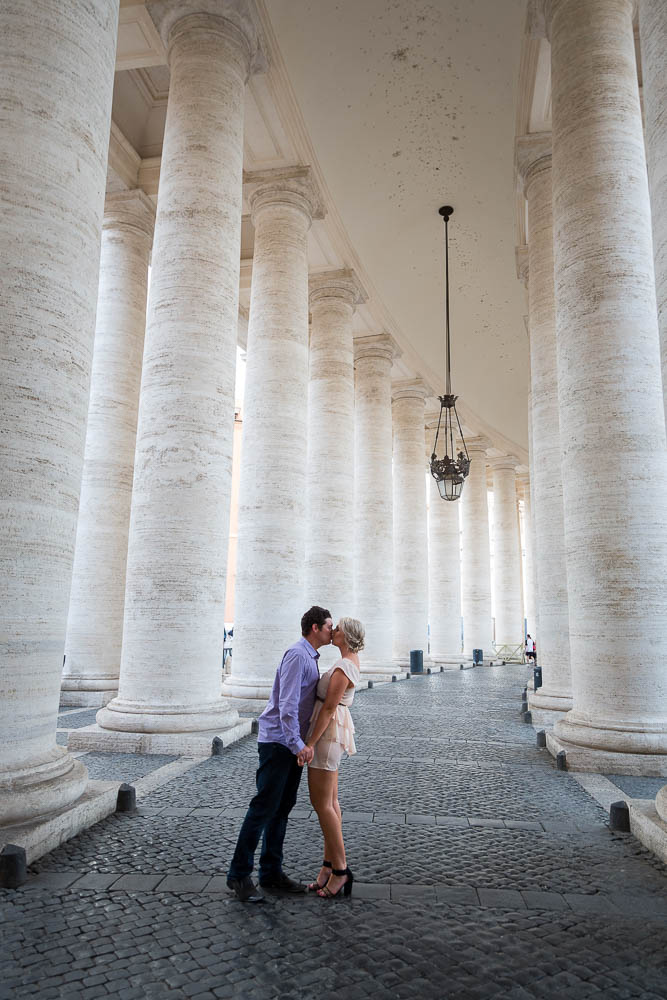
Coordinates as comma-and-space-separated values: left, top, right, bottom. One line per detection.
226, 606, 333, 903
525, 634, 536, 663
301, 616, 364, 899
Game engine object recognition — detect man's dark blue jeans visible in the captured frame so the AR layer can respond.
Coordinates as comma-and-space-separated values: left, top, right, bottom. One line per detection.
228, 741, 303, 881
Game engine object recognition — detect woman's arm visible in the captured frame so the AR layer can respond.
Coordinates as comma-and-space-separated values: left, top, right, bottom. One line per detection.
307, 668, 352, 748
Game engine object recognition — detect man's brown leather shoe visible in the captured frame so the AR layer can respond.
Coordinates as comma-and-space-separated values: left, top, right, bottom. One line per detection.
226, 876, 265, 903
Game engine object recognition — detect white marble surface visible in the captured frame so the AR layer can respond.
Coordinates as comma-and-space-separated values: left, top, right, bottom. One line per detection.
62, 192, 154, 706
225, 167, 323, 701
640, 0, 667, 426
306, 270, 364, 669
550, 0, 667, 762
519, 143, 572, 716
490, 458, 524, 648
353, 335, 398, 673
460, 439, 493, 657
98, 12, 251, 735
426, 431, 462, 660
0, 0, 118, 824
392, 381, 429, 663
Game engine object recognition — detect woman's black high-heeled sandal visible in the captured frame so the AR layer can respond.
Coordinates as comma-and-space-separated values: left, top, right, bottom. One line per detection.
307, 860, 332, 891
317, 867, 353, 898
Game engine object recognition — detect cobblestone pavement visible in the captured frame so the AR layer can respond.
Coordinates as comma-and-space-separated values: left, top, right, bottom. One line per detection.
3, 666, 667, 999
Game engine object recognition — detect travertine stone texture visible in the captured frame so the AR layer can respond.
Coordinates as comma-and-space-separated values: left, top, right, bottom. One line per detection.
224, 168, 324, 702
461, 439, 493, 658
426, 431, 462, 661
0, 0, 119, 824
490, 458, 524, 648
639, 0, 667, 424
98, 11, 254, 735
62, 192, 155, 708
516, 474, 536, 637
306, 270, 366, 669
549, 0, 667, 762
526, 394, 540, 641
392, 381, 429, 664
353, 334, 398, 673
518, 140, 572, 716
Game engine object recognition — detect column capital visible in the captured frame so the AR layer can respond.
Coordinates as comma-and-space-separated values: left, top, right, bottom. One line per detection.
353, 332, 401, 363
309, 269, 367, 309
147, 2, 266, 75
537, 0, 638, 39
391, 378, 428, 404
515, 471, 531, 494
245, 166, 325, 224
515, 245, 529, 287
465, 436, 491, 455
515, 133, 552, 195
489, 454, 519, 472
103, 190, 156, 241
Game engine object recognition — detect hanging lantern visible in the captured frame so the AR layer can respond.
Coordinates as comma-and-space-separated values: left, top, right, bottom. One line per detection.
430, 206, 470, 501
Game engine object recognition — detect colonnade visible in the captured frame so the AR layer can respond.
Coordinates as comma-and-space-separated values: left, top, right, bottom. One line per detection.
518, 0, 667, 775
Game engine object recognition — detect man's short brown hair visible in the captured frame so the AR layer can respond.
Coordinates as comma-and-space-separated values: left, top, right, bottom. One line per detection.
301, 606, 332, 636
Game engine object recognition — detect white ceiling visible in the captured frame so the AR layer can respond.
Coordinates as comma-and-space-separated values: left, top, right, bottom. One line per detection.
264, 0, 529, 449
111, 0, 531, 455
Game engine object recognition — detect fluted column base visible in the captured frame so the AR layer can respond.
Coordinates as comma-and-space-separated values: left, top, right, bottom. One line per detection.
0, 748, 88, 827
430, 651, 467, 668
222, 673, 274, 705
545, 712, 667, 776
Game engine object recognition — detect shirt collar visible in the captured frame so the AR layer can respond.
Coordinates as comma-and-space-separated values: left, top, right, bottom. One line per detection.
299, 636, 320, 659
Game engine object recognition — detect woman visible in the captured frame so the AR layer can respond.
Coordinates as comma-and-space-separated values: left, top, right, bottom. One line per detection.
304, 616, 364, 899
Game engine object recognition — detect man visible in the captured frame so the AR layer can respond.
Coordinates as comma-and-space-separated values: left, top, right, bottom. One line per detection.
226, 606, 333, 902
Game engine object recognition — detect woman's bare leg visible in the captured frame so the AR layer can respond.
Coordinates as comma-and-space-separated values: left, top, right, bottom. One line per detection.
308, 767, 345, 872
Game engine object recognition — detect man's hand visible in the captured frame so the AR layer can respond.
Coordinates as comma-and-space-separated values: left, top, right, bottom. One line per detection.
297, 745, 314, 767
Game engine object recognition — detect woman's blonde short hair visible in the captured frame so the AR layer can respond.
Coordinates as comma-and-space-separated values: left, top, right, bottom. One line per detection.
338, 616, 365, 653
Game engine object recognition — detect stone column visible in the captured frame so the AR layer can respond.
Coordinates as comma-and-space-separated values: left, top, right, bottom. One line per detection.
0, 0, 118, 825
61, 191, 155, 708
517, 474, 536, 637
517, 134, 572, 721
353, 334, 399, 677
639, 0, 667, 425
392, 380, 429, 666
223, 167, 324, 704
548, 0, 667, 772
95, 6, 263, 745
306, 269, 366, 671
460, 438, 493, 658
526, 393, 540, 640
490, 458, 524, 649
426, 429, 462, 664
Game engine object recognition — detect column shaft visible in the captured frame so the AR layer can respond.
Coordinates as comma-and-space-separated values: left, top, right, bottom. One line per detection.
392, 382, 428, 664
0, 0, 118, 823
353, 336, 396, 673
62, 192, 154, 707
461, 441, 493, 657
639, 0, 667, 425
225, 168, 323, 702
306, 272, 364, 627
427, 432, 462, 662
550, 0, 667, 766
491, 461, 524, 648
98, 12, 255, 734
518, 139, 573, 716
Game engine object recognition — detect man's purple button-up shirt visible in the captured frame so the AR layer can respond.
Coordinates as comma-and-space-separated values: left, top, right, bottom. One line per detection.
257, 637, 320, 755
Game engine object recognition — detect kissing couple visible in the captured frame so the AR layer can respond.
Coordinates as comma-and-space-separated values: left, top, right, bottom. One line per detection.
226, 605, 364, 903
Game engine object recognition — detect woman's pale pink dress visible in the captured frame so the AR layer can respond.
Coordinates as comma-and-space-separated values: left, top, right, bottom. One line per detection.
306, 657, 360, 771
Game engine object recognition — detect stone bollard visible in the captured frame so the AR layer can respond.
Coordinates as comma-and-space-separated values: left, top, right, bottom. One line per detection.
609, 800, 631, 832
211, 737, 225, 756
116, 783, 137, 814
0, 844, 27, 889
536, 730, 547, 748
556, 751, 567, 771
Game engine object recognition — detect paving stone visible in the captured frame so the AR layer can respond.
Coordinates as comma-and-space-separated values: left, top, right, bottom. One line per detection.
405, 814, 437, 825
156, 875, 211, 892
25, 872, 82, 889
503, 820, 543, 831
353, 883, 390, 900
390, 883, 437, 901
468, 817, 505, 828
477, 888, 526, 909
342, 810, 374, 822
372, 812, 405, 824
521, 890, 570, 911
109, 874, 164, 891
564, 893, 621, 914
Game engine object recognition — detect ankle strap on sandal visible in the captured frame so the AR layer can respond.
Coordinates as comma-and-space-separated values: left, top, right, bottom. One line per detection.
331, 867, 349, 877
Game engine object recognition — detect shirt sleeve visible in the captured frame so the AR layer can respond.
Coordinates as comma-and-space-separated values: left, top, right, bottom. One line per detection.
278, 648, 306, 755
